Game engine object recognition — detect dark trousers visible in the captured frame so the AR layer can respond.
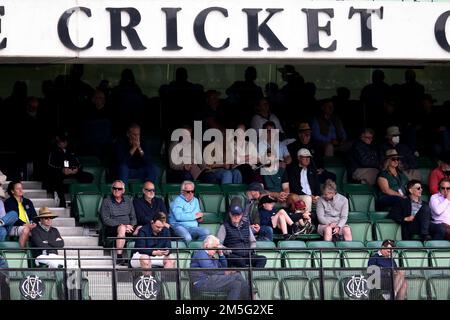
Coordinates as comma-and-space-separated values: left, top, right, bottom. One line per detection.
376, 195, 403, 211
401, 205, 431, 240
430, 223, 450, 240
227, 253, 267, 268
195, 273, 250, 300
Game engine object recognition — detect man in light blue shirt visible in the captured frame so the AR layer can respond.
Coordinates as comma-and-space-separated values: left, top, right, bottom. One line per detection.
169, 180, 210, 243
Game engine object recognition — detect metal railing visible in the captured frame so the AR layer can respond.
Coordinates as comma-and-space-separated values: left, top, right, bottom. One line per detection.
1, 244, 449, 300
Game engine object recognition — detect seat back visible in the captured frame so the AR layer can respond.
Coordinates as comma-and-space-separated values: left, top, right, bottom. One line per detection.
76, 192, 103, 224
281, 276, 311, 300
405, 275, 429, 300
348, 221, 373, 242
198, 193, 226, 222
374, 220, 402, 241
428, 276, 450, 300
348, 194, 375, 213
253, 275, 281, 300
342, 250, 371, 269
311, 276, 342, 300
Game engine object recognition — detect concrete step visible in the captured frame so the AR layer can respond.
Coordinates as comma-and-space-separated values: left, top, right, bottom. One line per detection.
36, 207, 71, 218
31, 198, 58, 208
53, 218, 76, 227
57, 227, 84, 236
63, 236, 99, 247
58, 246, 105, 257
3, 181, 43, 190
23, 190, 49, 199
63, 256, 113, 267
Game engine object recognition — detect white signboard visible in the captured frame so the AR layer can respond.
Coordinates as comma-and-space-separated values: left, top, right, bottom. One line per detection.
1, 0, 450, 62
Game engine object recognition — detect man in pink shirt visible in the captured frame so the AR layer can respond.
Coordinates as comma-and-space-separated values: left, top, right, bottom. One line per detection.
429, 178, 450, 240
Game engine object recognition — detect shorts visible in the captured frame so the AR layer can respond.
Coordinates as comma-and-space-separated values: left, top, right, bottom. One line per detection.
9, 226, 25, 237
317, 224, 350, 236
130, 252, 165, 268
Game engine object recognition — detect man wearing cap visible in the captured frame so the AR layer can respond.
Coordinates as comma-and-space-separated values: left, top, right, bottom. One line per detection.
348, 128, 380, 185
287, 122, 336, 184
217, 201, 267, 268
282, 148, 321, 212
429, 151, 450, 194
30, 207, 77, 268
46, 131, 94, 207
379, 126, 421, 181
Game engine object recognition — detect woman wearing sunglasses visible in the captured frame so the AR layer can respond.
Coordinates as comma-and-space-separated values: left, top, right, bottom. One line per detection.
376, 149, 409, 211
387, 180, 432, 241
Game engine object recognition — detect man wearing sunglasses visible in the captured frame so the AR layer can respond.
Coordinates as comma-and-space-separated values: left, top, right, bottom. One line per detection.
429, 178, 450, 240
100, 180, 136, 265
168, 181, 209, 243
133, 180, 169, 235
387, 180, 432, 241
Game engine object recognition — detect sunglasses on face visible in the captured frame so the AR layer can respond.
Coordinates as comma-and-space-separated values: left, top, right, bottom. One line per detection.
112, 187, 124, 191
42, 217, 53, 220
412, 186, 422, 190
144, 188, 155, 193
441, 187, 450, 191
183, 190, 195, 194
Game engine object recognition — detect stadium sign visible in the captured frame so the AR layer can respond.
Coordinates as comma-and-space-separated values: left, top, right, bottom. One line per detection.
19, 275, 45, 300
133, 275, 160, 300
2, 0, 450, 62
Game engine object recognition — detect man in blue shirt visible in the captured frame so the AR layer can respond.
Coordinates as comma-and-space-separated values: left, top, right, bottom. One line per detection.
367, 239, 407, 300
190, 235, 249, 300
130, 212, 174, 272
169, 181, 209, 243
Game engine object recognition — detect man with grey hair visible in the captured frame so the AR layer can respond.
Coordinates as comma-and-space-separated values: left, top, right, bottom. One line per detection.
190, 235, 249, 300
100, 180, 136, 265
316, 179, 352, 241
348, 128, 380, 185
168, 180, 209, 243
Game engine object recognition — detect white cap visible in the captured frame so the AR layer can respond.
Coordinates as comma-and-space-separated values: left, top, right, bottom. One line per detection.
297, 148, 312, 157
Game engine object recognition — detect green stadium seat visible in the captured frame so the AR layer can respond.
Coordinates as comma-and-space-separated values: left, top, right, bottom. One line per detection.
400, 249, 429, 273
342, 183, 373, 195
171, 241, 187, 249
199, 223, 220, 235
323, 156, 345, 167
253, 275, 282, 300
369, 211, 390, 222
256, 241, 276, 249
428, 276, 450, 300
128, 181, 144, 194
281, 276, 311, 300
75, 192, 103, 224
419, 167, 431, 184
396, 241, 423, 248
79, 156, 101, 166
162, 183, 182, 194
198, 193, 226, 221
277, 240, 307, 249
342, 250, 371, 268
99, 183, 113, 195
335, 241, 365, 248
306, 241, 335, 249
221, 184, 248, 194
374, 220, 402, 241
347, 211, 369, 222
195, 183, 221, 193
405, 275, 429, 300
69, 183, 99, 199
349, 194, 375, 213
82, 166, 104, 184
425, 240, 450, 248
348, 221, 373, 242
429, 248, 450, 269
417, 157, 434, 168
311, 276, 342, 300
365, 241, 383, 249
312, 250, 341, 268
0, 250, 28, 269
188, 241, 204, 250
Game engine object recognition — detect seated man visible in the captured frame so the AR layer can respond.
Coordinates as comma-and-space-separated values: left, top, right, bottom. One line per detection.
114, 123, 160, 184
100, 180, 137, 265
169, 180, 209, 243
368, 239, 407, 300
190, 235, 249, 300
130, 212, 175, 272
46, 131, 94, 207
429, 178, 450, 240
133, 180, 168, 235
217, 203, 267, 268
30, 207, 77, 268
387, 180, 432, 241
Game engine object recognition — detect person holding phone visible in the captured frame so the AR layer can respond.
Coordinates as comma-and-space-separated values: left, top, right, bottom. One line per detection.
130, 212, 175, 273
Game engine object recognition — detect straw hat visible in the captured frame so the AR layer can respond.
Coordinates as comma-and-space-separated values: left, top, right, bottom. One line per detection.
33, 207, 58, 221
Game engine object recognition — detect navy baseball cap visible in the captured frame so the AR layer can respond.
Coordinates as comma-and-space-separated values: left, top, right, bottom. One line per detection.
230, 204, 244, 215
247, 182, 264, 192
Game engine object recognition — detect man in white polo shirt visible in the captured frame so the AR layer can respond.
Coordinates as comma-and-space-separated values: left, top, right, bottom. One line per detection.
429, 178, 450, 240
